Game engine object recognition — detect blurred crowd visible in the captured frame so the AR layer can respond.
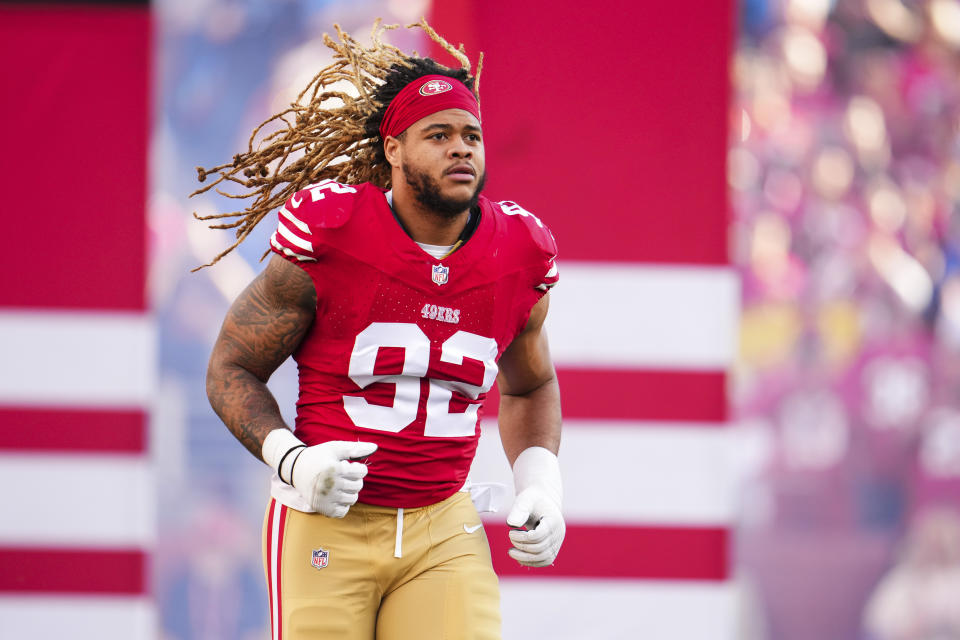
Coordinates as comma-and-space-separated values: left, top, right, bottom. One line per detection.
731, 0, 960, 638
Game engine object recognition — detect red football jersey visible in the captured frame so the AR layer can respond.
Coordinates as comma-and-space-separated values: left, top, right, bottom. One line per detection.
269, 180, 558, 509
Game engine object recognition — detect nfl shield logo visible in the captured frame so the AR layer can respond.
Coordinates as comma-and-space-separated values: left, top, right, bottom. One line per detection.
311, 548, 329, 570
432, 264, 449, 286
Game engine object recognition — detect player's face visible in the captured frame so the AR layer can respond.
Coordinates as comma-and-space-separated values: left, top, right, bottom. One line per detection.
399, 108, 486, 217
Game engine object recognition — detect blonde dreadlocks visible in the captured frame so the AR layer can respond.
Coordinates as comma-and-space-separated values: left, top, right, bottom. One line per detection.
189, 18, 482, 270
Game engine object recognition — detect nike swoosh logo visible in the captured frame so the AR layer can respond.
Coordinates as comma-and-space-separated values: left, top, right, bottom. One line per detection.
463, 524, 483, 534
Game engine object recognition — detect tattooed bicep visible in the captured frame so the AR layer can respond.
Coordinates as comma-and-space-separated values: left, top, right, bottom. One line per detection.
213, 256, 317, 382
261, 255, 318, 314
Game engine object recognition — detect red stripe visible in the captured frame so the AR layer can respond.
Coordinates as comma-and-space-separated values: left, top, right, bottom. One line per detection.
0, 407, 146, 453
484, 369, 727, 422
275, 217, 313, 250
428, 2, 478, 69
0, 6, 149, 310
277, 504, 288, 640
486, 523, 728, 580
266, 500, 276, 640
430, 1, 730, 265
0, 547, 146, 594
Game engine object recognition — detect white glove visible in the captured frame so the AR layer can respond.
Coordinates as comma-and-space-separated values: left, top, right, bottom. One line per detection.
262, 429, 377, 518
506, 446, 565, 567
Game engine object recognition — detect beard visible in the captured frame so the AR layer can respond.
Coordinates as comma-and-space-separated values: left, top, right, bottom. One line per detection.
403, 163, 486, 218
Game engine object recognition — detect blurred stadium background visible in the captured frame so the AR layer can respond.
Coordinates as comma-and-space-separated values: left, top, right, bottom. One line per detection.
2, 0, 960, 638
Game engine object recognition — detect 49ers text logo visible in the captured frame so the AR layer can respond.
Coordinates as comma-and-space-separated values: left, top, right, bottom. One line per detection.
421, 303, 460, 324
420, 79, 453, 96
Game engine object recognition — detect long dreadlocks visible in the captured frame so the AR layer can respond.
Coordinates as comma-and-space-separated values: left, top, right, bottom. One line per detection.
189, 18, 482, 270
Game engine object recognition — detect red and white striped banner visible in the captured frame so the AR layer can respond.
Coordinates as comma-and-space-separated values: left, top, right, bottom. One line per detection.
431, 1, 737, 637
0, 4, 154, 637
470, 264, 739, 637
0, 2, 736, 638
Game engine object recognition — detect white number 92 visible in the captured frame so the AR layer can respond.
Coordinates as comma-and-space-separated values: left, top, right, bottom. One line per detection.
343, 322, 498, 438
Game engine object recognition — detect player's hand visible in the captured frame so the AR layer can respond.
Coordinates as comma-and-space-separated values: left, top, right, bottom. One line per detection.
262, 429, 377, 518
506, 485, 565, 567
506, 446, 564, 567
291, 440, 378, 518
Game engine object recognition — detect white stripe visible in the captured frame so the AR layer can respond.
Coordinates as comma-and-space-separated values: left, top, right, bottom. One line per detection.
277, 219, 314, 253
499, 579, 739, 640
546, 263, 740, 369
0, 312, 155, 406
471, 420, 739, 525
0, 454, 154, 546
544, 261, 558, 278
270, 503, 282, 640
394, 508, 404, 558
271, 232, 316, 262
0, 597, 155, 640
279, 206, 312, 235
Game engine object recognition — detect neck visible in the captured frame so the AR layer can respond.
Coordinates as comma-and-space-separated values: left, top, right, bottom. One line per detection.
389, 182, 470, 246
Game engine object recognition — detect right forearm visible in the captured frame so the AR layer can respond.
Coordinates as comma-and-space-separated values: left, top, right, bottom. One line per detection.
206, 363, 289, 460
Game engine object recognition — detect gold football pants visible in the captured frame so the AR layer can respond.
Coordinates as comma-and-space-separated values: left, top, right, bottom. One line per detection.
262, 491, 501, 640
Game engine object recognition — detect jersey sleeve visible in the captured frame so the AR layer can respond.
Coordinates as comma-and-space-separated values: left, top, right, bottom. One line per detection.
270, 191, 317, 262
538, 255, 559, 291
497, 200, 559, 292
269, 180, 360, 264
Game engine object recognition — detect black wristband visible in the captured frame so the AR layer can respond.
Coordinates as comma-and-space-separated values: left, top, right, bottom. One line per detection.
287, 446, 308, 487
277, 444, 306, 485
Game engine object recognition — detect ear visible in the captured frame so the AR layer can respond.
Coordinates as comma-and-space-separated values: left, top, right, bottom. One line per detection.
383, 135, 403, 168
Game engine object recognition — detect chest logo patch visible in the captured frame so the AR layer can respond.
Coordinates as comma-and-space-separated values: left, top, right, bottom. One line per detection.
311, 548, 329, 570
432, 264, 449, 286
422, 303, 460, 324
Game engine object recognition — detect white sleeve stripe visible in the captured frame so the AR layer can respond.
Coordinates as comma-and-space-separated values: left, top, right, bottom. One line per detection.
277, 220, 314, 252
536, 260, 559, 291
279, 206, 312, 235
270, 232, 316, 262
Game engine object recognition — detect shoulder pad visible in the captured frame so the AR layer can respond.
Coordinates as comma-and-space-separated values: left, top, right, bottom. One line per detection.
287, 180, 361, 230
496, 200, 557, 256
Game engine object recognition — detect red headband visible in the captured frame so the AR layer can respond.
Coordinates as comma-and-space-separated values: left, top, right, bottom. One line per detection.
379, 75, 480, 139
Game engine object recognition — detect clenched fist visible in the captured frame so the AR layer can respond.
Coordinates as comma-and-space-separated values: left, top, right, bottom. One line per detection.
262, 429, 377, 518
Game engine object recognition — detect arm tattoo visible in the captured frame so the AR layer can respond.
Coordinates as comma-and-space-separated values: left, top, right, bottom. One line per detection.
206, 257, 316, 460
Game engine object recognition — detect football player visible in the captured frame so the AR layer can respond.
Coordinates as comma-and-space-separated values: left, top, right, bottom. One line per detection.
196, 20, 564, 640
